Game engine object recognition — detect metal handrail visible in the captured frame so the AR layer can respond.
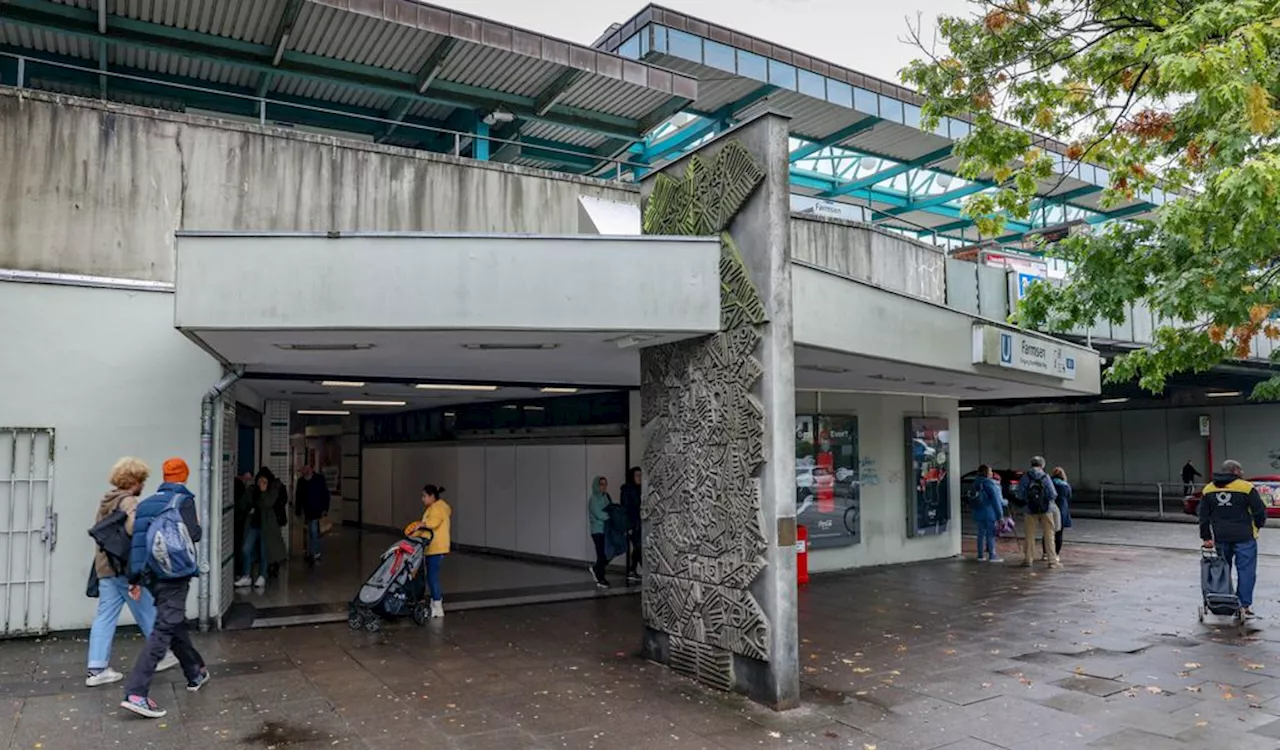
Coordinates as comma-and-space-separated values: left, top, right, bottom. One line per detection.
0, 51, 646, 182
1094, 481, 1197, 519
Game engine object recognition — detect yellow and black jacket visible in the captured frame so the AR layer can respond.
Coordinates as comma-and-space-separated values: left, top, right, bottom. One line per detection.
1199, 474, 1267, 543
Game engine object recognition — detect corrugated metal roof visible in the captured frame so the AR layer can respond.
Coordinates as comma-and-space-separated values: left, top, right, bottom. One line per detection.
110, 0, 287, 45
291, 3, 434, 73
520, 121, 609, 150
111, 45, 256, 88
441, 43, 563, 98
273, 74, 395, 112
0, 19, 94, 58
561, 78, 670, 121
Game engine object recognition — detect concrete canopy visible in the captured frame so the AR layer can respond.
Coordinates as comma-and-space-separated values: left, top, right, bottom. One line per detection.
174, 232, 720, 389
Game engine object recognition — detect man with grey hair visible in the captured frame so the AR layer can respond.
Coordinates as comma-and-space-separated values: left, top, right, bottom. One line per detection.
1200, 459, 1266, 618
1016, 456, 1060, 568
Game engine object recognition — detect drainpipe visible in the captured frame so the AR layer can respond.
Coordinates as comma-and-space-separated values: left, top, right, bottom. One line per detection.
198, 367, 243, 632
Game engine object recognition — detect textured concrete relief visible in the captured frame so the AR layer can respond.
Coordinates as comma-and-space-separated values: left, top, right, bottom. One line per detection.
641, 140, 771, 690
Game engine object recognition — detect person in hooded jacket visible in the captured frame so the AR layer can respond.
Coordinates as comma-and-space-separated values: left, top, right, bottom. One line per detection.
1015, 456, 1060, 569
971, 465, 1005, 563
406, 484, 451, 618
587, 476, 614, 589
1048, 467, 1073, 557
1200, 459, 1267, 619
620, 467, 642, 584
85, 458, 178, 687
294, 464, 330, 562
234, 467, 288, 588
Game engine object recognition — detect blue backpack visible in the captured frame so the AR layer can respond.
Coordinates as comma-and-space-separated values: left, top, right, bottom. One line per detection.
145, 498, 198, 579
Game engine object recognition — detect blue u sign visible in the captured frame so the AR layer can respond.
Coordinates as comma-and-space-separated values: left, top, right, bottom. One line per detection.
1000, 333, 1013, 364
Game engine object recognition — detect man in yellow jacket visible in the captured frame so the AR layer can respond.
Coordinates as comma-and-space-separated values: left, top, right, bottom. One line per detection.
405, 484, 451, 618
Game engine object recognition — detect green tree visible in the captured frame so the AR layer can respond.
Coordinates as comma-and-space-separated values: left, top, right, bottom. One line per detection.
901, 1, 1280, 396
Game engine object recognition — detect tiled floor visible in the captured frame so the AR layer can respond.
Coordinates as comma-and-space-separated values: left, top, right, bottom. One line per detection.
9, 524, 1280, 748
233, 526, 605, 610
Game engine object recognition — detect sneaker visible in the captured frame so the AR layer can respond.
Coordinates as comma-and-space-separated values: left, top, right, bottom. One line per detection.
1021, 560, 1033, 568
974, 556, 987, 562
625, 573, 642, 584
989, 557, 1005, 563
186, 668, 211, 692
233, 576, 252, 588
156, 652, 179, 673
596, 578, 611, 590
430, 600, 444, 619
1244, 608, 1258, 620
86, 667, 124, 687
120, 695, 166, 719
253, 576, 266, 588
313, 552, 322, 561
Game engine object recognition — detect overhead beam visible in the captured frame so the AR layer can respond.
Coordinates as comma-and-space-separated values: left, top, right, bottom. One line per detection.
789, 117, 881, 163
534, 67, 585, 116
255, 0, 303, 102
378, 38, 458, 143
0, 0, 648, 140
638, 83, 778, 168
879, 181, 990, 217
96, 0, 106, 97
819, 145, 954, 198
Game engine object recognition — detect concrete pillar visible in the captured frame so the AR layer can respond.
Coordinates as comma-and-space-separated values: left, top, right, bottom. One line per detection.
474, 120, 490, 161
638, 112, 798, 710
264, 400, 291, 490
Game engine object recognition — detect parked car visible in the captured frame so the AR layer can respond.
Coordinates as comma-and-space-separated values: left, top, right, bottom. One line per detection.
960, 468, 1024, 509
1183, 475, 1280, 518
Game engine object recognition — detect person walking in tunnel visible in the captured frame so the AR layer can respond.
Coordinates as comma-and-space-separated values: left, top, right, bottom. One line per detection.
235, 467, 288, 588
620, 467, 643, 584
85, 457, 179, 687
406, 484, 451, 618
1183, 460, 1203, 496
588, 476, 614, 589
1200, 459, 1267, 620
294, 464, 330, 562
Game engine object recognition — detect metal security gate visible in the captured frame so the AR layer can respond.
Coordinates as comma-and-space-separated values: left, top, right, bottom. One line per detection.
0, 429, 56, 637
217, 398, 236, 625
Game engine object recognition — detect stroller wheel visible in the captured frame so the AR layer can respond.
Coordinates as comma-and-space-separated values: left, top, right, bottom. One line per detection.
364, 616, 382, 633
413, 601, 430, 626
348, 610, 364, 630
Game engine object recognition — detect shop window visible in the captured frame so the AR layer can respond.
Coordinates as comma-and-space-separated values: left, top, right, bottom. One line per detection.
738, 49, 768, 83
796, 414, 860, 547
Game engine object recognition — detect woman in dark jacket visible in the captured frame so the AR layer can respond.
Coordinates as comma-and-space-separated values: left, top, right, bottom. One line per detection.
234, 467, 289, 588
619, 467, 642, 584
1049, 467, 1073, 556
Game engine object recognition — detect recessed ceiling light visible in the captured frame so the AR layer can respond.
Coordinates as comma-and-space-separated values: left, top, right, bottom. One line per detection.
1099, 397, 1129, 404
320, 380, 365, 387
296, 410, 351, 416
502, 404, 519, 410
414, 384, 499, 392
540, 387, 579, 394
462, 343, 558, 351
342, 399, 406, 407
444, 411, 456, 417
958, 406, 974, 412
274, 343, 374, 351
799, 364, 849, 374
524, 405, 545, 411
1206, 391, 1242, 398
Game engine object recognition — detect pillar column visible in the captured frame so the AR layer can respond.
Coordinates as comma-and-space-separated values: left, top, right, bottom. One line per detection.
638, 111, 798, 709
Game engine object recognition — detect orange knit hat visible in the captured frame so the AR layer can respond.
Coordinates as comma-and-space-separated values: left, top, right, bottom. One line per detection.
162, 457, 190, 484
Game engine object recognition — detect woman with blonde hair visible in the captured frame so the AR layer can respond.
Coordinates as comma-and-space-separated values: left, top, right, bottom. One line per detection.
85, 458, 177, 687
1048, 467, 1074, 557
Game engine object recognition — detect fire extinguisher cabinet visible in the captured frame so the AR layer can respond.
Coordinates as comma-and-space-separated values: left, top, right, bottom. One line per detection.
797, 524, 809, 585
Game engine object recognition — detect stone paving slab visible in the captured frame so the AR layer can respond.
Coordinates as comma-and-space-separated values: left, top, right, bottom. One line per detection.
6, 537, 1280, 748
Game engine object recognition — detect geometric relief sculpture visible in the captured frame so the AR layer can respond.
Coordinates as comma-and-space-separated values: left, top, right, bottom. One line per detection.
640, 139, 771, 692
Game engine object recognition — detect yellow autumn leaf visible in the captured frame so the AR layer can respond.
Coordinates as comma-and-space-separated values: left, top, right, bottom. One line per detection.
1247, 82, 1276, 135
1185, 663, 1202, 669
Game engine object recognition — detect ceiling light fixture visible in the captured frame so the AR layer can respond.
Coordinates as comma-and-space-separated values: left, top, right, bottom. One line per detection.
1099, 397, 1129, 404
524, 405, 545, 411
607, 334, 658, 349
540, 387, 579, 394
342, 399, 406, 407
414, 384, 499, 392
274, 343, 374, 351
462, 343, 558, 351
503, 404, 519, 410
799, 364, 850, 374
296, 410, 351, 416
1206, 391, 1242, 398
958, 406, 974, 412
444, 411, 456, 417
320, 380, 365, 387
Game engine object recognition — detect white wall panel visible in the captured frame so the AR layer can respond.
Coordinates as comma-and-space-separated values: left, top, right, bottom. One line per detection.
360, 449, 395, 529
455, 447, 487, 547
484, 446, 518, 553
548, 444, 590, 562
515, 446, 551, 556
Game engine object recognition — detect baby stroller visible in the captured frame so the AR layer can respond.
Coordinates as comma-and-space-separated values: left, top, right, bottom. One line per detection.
348, 531, 432, 632
1198, 546, 1249, 636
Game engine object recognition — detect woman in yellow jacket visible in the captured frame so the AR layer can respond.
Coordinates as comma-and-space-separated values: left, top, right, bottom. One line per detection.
405, 484, 451, 618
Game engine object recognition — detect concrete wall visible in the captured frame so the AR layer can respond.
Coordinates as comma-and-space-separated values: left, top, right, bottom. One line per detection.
791, 215, 946, 304
961, 405, 1280, 490
0, 89, 638, 282
0, 281, 221, 631
360, 439, 625, 563
798, 391, 962, 572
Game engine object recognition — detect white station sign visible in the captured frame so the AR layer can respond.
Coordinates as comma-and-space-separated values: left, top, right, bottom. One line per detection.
972, 325, 1077, 381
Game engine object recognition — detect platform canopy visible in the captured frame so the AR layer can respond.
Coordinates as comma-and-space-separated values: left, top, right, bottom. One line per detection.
600, 4, 1171, 248
0, 0, 696, 172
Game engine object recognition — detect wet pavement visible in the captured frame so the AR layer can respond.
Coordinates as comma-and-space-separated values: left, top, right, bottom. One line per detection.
6, 533, 1280, 748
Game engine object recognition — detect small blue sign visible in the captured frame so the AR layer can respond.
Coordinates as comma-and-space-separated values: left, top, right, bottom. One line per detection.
999, 333, 1013, 364
1066, 356, 1075, 373
1016, 273, 1039, 299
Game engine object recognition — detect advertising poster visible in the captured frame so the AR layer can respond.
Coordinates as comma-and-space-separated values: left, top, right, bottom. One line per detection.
796, 415, 860, 548
906, 417, 951, 538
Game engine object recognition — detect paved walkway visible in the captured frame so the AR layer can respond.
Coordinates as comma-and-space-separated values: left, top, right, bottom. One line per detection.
6, 538, 1280, 748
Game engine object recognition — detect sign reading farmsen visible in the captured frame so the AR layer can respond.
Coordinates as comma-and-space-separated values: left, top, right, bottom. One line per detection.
971, 325, 1077, 381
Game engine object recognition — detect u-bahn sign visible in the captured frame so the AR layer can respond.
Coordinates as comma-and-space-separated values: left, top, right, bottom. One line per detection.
972, 325, 1077, 381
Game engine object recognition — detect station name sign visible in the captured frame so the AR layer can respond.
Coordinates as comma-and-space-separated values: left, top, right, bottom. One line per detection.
971, 325, 1076, 381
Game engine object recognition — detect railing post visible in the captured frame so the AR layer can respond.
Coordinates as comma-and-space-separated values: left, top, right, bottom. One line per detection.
16, 56, 25, 89
1157, 482, 1164, 519
454, 132, 460, 157
1099, 484, 1106, 517
258, 98, 266, 126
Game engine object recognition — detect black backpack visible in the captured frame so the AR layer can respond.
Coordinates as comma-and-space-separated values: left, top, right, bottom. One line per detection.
1025, 477, 1049, 514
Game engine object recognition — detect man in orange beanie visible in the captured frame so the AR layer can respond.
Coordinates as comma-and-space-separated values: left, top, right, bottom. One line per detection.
119, 457, 209, 719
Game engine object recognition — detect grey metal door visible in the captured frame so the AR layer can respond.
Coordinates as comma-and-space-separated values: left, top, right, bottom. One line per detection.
0, 428, 56, 637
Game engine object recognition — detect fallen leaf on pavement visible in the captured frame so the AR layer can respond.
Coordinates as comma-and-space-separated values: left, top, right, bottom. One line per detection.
1247, 664, 1265, 671
1195, 721, 1208, 727
1146, 686, 1162, 694
1185, 663, 1202, 669
1186, 686, 1202, 693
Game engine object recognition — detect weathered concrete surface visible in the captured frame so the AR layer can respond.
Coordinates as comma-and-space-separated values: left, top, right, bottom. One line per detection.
791, 213, 947, 304
0, 88, 637, 282
7, 538, 1280, 748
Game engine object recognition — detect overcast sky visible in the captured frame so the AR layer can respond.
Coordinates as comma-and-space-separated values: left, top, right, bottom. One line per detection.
431, 0, 972, 85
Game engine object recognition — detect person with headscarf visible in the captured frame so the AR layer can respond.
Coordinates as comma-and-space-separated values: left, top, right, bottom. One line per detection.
234, 467, 288, 588
587, 475, 613, 589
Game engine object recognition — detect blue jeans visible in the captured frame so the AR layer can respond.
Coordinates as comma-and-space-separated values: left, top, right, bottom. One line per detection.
975, 520, 997, 559
306, 519, 321, 557
425, 554, 444, 602
241, 526, 267, 576
87, 575, 156, 670
1221, 540, 1259, 608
